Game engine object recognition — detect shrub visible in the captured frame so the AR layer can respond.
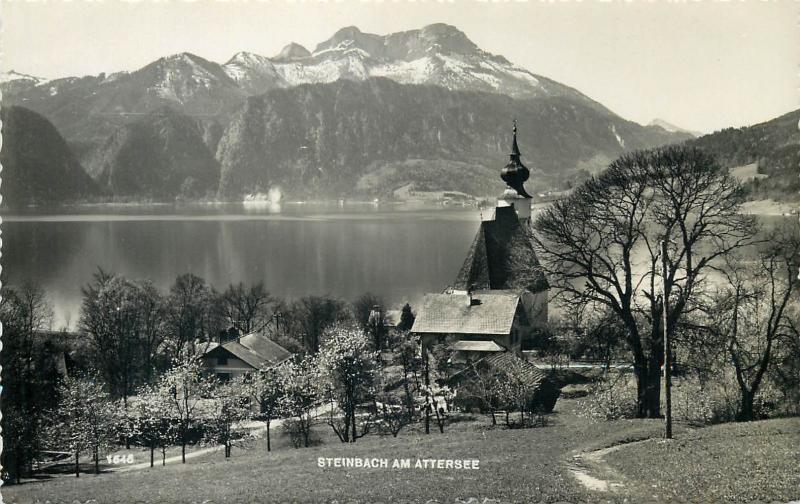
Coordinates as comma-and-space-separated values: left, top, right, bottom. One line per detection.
282, 419, 320, 449
575, 372, 637, 421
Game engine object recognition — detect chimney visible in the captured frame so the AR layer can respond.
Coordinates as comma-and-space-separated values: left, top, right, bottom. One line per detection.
467, 284, 481, 307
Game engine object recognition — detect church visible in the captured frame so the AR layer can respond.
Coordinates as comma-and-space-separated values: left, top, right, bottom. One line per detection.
412, 123, 550, 361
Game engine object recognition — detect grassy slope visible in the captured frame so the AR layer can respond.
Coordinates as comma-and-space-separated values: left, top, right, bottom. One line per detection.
604, 418, 800, 503
3, 401, 797, 504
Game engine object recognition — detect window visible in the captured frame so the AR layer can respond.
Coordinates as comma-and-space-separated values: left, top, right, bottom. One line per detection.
218, 354, 228, 365
216, 372, 231, 383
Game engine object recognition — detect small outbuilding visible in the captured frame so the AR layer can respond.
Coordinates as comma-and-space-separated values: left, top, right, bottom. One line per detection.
200, 332, 292, 381
449, 351, 560, 414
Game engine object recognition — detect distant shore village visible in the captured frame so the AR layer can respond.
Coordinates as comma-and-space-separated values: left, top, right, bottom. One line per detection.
200, 122, 559, 412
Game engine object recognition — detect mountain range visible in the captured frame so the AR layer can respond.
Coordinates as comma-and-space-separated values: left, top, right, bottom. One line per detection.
0, 23, 759, 207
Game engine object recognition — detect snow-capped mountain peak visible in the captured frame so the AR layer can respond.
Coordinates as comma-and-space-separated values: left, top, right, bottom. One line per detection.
648, 118, 701, 137
212, 23, 592, 102
0, 24, 599, 113
273, 43, 311, 61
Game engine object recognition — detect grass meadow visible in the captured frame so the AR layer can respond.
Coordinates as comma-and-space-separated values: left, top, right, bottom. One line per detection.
4, 396, 798, 504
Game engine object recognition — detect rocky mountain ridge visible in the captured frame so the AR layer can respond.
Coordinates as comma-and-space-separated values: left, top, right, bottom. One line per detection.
0, 23, 696, 204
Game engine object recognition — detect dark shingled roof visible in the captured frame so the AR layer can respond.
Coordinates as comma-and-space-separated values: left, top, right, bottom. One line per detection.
481, 352, 550, 387
205, 333, 292, 369
449, 351, 550, 389
454, 206, 549, 293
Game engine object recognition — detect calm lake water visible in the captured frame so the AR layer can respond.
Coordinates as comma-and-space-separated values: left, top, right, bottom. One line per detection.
2, 202, 485, 329
2, 202, 791, 330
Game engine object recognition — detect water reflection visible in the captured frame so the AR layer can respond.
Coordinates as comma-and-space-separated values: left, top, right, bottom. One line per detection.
2, 204, 482, 329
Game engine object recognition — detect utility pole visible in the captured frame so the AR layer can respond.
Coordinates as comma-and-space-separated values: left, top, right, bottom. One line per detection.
661, 239, 673, 439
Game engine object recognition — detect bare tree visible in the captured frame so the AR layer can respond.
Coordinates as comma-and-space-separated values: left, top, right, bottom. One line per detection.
0, 282, 54, 483
134, 280, 166, 382
220, 282, 274, 334
80, 270, 147, 408
534, 146, 757, 418
285, 295, 350, 354
707, 223, 799, 420
164, 274, 221, 362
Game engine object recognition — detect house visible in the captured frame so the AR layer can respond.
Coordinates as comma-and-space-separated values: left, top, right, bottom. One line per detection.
412, 290, 530, 362
200, 332, 292, 381
411, 122, 550, 359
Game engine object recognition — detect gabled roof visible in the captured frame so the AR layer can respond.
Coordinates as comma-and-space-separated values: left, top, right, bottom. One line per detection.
449, 351, 550, 389
205, 332, 292, 369
454, 206, 549, 293
411, 290, 521, 335
451, 340, 506, 352
481, 352, 550, 387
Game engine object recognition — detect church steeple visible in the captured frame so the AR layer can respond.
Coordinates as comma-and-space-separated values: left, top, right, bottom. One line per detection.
510, 119, 521, 160
500, 120, 532, 198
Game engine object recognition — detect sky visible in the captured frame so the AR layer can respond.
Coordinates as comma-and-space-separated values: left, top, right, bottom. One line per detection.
0, 0, 797, 133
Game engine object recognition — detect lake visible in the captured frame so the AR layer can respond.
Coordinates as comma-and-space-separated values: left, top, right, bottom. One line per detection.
2, 202, 486, 329
2, 202, 791, 330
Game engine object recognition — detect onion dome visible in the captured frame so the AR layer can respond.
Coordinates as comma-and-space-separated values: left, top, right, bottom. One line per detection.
500, 120, 532, 198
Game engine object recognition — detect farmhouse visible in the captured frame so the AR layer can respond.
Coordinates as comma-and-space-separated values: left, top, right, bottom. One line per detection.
411, 122, 550, 359
413, 290, 530, 361
200, 332, 292, 381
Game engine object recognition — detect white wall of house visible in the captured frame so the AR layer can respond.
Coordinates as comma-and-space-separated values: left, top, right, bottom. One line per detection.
201, 354, 255, 380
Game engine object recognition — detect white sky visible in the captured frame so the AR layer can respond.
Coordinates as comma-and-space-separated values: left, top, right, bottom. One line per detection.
0, 0, 797, 133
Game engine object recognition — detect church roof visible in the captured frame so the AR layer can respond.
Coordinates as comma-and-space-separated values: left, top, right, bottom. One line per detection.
454, 205, 549, 293
412, 290, 521, 335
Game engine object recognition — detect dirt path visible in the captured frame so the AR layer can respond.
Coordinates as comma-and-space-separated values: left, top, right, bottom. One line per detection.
567, 439, 652, 493
112, 419, 278, 472
113, 402, 333, 472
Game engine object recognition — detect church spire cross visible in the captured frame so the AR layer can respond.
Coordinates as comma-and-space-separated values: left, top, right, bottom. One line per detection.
511, 119, 521, 159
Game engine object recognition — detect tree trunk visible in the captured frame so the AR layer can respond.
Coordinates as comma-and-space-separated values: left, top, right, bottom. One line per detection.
424, 351, 431, 434
94, 446, 99, 474
75, 450, 80, 478
181, 440, 186, 464
350, 408, 357, 443
490, 409, 497, 426
266, 419, 271, 452
738, 388, 756, 421
162, 448, 166, 466
14, 448, 22, 484
150, 447, 155, 468
637, 366, 662, 418
433, 399, 444, 433
402, 367, 414, 417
